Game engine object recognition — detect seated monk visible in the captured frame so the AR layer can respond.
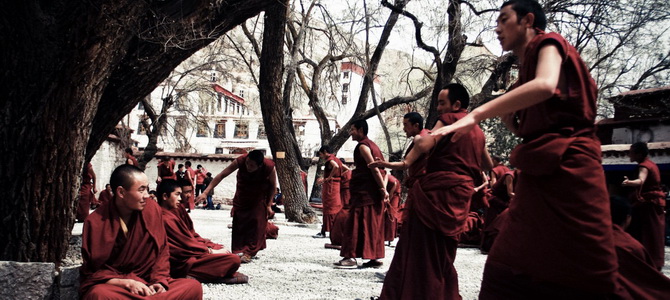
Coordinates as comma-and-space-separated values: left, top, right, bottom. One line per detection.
157, 179, 247, 284
80, 165, 202, 299
610, 195, 670, 298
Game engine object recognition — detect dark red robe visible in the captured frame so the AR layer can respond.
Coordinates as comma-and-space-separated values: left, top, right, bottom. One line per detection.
340, 137, 386, 259
232, 154, 275, 256
322, 154, 343, 232
380, 110, 485, 300
613, 225, 670, 298
266, 222, 279, 239
400, 129, 430, 225
627, 158, 666, 270
97, 190, 112, 206
329, 170, 351, 246
483, 171, 514, 235
80, 197, 201, 299
480, 31, 622, 298
127, 155, 139, 166
77, 163, 95, 222
158, 160, 177, 181
490, 164, 510, 183
162, 206, 240, 282
383, 175, 401, 242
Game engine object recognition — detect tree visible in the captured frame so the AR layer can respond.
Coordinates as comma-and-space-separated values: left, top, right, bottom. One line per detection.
0, 0, 274, 263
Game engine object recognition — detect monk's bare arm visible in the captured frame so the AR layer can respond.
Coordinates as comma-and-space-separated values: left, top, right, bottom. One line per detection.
268, 167, 277, 209
622, 167, 649, 187
325, 160, 339, 181
90, 165, 98, 193
474, 172, 489, 193
197, 160, 239, 203
360, 145, 389, 200
505, 175, 515, 198
432, 44, 563, 139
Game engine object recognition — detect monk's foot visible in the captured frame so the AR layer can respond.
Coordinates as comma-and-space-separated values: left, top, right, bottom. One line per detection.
240, 254, 252, 263
360, 260, 383, 269
227, 224, 233, 229
221, 272, 249, 284
333, 258, 357, 268
312, 232, 326, 238
324, 243, 342, 250
374, 272, 386, 280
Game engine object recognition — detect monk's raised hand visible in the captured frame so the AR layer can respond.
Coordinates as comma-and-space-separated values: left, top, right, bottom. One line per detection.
149, 283, 166, 294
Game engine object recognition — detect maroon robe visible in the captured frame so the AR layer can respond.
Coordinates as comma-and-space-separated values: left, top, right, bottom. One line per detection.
484, 171, 514, 235
490, 164, 510, 183
80, 197, 201, 299
400, 129, 430, 224
98, 190, 113, 206
383, 175, 401, 242
480, 31, 622, 297
322, 154, 343, 232
232, 154, 275, 256
613, 225, 670, 298
77, 163, 95, 222
627, 158, 666, 270
127, 155, 139, 166
329, 170, 351, 246
340, 137, 386, 259
266, 222, 279, 239
380, 110, 485, 300
162, 206, 239, 282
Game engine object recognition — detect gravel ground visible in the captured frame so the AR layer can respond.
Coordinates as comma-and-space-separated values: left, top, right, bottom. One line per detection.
71, 206, 670, 300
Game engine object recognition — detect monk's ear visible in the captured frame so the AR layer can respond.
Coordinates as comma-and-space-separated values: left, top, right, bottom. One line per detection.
115, 186, 125, 199
452, 100, 462, 111
522, 12, 535, 29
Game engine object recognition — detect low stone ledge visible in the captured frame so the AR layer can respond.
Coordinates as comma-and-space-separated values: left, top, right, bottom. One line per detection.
0, 261, 56, 300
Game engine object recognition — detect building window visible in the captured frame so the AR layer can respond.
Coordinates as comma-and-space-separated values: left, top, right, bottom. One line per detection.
214, 121, 225, 138
257, 124, 267, 139
196, 121, 209, 137
293, 122, 306, 136
215, 147, 224, 154
239, 90, 244, 98
342, 83, 349, 92
210, 71, 217, 82
343, 71, 349, 79
235, 122, 249, 139
342, 95, 348, 105
174, 117, 187, 138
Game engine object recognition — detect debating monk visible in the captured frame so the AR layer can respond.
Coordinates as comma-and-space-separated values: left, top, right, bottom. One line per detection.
433, 0, 625, 297
79, 165, 202, 299
314, 145, 344, 239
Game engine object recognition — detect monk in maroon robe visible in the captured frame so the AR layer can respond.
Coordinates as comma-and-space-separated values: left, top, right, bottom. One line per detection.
157, 157, 176, 183
383, 174, 401, 243
483, 170, 514, 240
77, 162, 97, 222
80, 165, 202, 299
97, 184, 113, 206
266, 222, 279, 239
374, 83, 489, 299
327, 162, 351, 249
489, 155, 510, 187
157, 179, 245, 284
334, 119, 388, 268
197, 150, 276, 263
622, 142, 667, 270
125, 147, 139, 166
434, 1, 624, 297
314, 146, 344, 238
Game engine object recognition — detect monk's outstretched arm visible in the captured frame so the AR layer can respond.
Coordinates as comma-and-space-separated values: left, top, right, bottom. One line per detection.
369, 133, 435, 170
622, 167, 649, 187
196, 160, 239, 203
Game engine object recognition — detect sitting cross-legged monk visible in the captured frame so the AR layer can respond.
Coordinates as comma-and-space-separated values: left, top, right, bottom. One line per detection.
157, 179, 247, 284
80, 165, 202, 299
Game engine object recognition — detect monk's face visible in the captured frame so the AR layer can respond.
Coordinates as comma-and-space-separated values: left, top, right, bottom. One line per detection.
495, 5, 532, 52
118, 173, 150, 211
180, 185, 193, 203
245, 159, 261, 173
317, 151, 327, 160
402, 118, 420, 137
437, 90, 460, 114
349, 126, 363, 141
164, 187, 182, 209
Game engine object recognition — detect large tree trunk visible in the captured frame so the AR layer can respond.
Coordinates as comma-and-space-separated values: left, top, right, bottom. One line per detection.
260, 0, 317, 223
0, 0, 272, 263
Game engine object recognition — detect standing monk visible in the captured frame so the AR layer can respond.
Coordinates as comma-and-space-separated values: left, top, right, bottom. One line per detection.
125, 147, 139, 167
488, 155, 510, 187
197, 150, 276, 263
79, 165, 202, 299
622, 142, 666, 270
373, 83, 489, 299
333, 119, 388, 269
157, 179, 246, 284
157, 157, 176, 183
77, 162, 97, 222
327, 159, 352, 249
383, 174, 401, 245
434, 0, 624, 297
314, 145, 343, 239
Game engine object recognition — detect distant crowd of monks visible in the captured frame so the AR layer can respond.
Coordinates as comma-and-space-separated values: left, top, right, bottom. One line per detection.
75, 1, 669, 299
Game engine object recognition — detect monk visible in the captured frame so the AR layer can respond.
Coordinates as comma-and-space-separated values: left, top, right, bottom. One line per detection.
482, 169, 515, 249
98, 184, 113, 205
326, 159, 351, 249
156, 157, 176, 183
185, 161, 196, 209
80, 165, 202, 299
383, 174, 401, 245
314, 145, 344, 239
77, 162, 97, 222
125, 147, 139, 166
333, 119, 388, 269
433, 0, 624, 297
622, 142, 666, 270
488, 155, 510, 187
157, 179, 246, 284
197, 150, 276, 263
610, 195, 670, 298
178, 180, 224, 250
372, 83, 489, 299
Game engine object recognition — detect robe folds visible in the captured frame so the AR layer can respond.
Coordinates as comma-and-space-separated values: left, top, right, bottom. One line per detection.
484, 171, 514, 235
80, 198, 201, 299
340, 137, 386, 259
77, 163, 95, 221
98, 190, 112, 206
380, 110, 485, 300
481, 31, 622, 297
322, 154, 343, 231
627, 158, 666, 270
232, 154, 275, 256
162, 206, 240, 282
383, 175, 402, 242
329, 171, 352, 246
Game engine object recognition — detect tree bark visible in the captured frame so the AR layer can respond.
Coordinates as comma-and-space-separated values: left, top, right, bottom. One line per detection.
0, 0, 272, 263
260, 0, 317, 223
